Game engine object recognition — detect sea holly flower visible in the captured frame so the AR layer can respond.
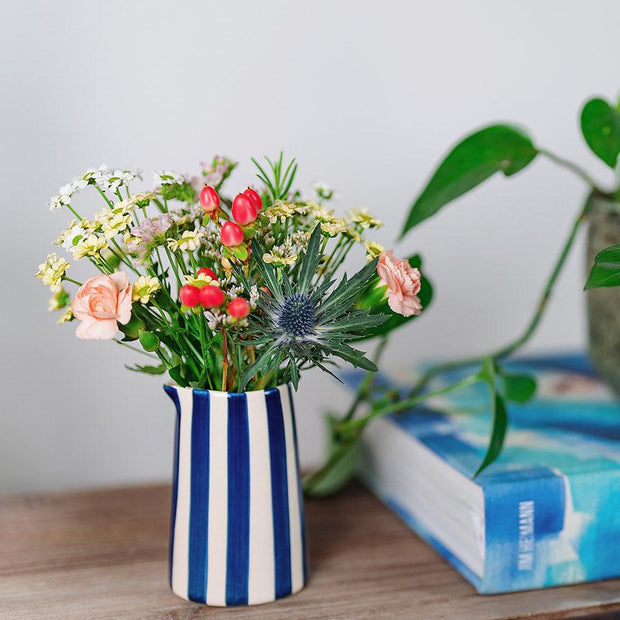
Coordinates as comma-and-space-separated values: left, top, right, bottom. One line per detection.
36, 253, 70, 291
377, 250, 422, 317
132, 276, 161, 304
71, 272, 132, 340
239, 226, 388, 389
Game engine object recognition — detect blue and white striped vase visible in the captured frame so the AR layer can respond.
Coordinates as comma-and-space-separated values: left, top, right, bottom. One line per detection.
163, 383, 308, 606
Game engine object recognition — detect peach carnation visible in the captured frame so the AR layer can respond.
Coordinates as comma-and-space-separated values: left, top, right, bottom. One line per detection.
377, 250, 422, 317
71, 272, 132, 340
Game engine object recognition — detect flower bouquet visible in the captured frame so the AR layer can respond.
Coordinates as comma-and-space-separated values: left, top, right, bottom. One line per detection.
37, 154, 427, 605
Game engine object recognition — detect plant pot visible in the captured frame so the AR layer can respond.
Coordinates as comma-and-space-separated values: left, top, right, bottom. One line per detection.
587, 194, 620, 396
163, 383, 308, 606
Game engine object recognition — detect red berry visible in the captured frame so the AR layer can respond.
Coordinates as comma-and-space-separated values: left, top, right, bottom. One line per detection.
199, 186, 220, 212
197, 267, 218, 281
243, 188, 263, 212
228, 297, 250, 318
199, 285, 225, 308
179, 285, 201, 308
220, 221, 244, 247
232, 193, 258, 225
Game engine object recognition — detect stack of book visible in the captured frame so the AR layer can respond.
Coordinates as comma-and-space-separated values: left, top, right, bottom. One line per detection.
357, 353, 620, 593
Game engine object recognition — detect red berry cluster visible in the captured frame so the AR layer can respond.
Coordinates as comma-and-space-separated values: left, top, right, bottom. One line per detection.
199, 185, 263, 248
179, 268, 250, 319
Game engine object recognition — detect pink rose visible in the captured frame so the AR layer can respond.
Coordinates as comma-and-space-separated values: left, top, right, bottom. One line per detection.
71, 272, 132, 340
377, 251, 423, 317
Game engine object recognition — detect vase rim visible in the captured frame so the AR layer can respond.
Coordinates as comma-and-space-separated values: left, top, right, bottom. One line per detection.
163, 382, 292, 397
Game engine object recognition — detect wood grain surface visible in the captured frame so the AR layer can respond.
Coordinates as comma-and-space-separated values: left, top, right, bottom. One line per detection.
1, 482, 619, 619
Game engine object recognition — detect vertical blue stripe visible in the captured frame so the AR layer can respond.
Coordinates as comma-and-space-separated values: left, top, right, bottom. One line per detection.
188, 390, 210, 603
226, 393, 250, 605
288, 383, 308, 583
266, 389, 292, 598
163, 385, 181, 588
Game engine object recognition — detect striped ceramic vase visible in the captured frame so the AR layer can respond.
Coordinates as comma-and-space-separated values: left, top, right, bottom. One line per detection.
163, 383, 308, 606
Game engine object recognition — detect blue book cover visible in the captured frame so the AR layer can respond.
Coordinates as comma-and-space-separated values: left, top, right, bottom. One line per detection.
356, 353, 620, 593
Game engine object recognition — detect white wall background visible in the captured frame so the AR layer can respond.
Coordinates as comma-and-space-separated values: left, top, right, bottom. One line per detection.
2, 0, 619, 493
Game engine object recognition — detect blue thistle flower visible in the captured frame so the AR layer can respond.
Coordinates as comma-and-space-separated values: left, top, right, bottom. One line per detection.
239, 226, 388, 390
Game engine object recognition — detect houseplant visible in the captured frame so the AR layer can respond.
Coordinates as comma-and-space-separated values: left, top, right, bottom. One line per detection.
305, 92, 620, 495
37, 154, 428, 605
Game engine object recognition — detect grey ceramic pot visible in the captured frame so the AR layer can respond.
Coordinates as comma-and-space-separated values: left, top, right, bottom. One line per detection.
587, 193, 620, 396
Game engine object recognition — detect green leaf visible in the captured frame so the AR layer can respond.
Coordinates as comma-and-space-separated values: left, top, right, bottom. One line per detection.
581, 97, 620, 169
230, 243, 249, 262
304, 416, 361, 497
125, 363, 166, 375
139, 331, 160, 352
354, 255, 433, 341
298, 225, 323, 292
475, 358, 508, 476
502, 373, 537, 403
119, 313, 146, 341
402, 124, 537, 235
585, 243, 620, 289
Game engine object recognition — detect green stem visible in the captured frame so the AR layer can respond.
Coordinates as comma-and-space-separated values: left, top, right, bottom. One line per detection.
338, 372, 481, 434
115, 339, 158, 359
64, 276, 83, 286
342, 336, 388, 423
538, 148, 604, 192
409, 197, 592, 395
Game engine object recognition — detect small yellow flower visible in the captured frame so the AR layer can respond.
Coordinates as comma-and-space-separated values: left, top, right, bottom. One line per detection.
48, 287, 70, 311
167, 230, 203, 252
131, 191, 155, 207
320, 218, 348, 237
132, 276, 161, 304
349, 208, 382, 229
263, 252, 298, 266
95, 205, 133, 239
57, 307, 73, 324
183, 272, 220, 288
72, 234, 108, 260
36, 253, 70, 291
364, 240, 385, 261
264, 201, 296, 221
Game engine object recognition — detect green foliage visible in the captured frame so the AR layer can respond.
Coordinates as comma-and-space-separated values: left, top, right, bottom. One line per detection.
119, 314, 146, 341
402, 124, 537, 235
355, 254, 433, 341
125, 363, 166, 375
303, 415, 361, 497
252, 152, 298, 202
474, 358, 508, 477
138, 331, 160, 352
581, 97, 620, 169
502, 373, 537, 403
585, 243, 620, 289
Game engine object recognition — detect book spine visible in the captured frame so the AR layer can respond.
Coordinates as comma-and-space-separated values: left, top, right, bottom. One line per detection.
481, 468, 567, 593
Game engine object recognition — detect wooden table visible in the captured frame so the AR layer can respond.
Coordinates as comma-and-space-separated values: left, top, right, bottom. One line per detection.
2, 482, 620, 619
